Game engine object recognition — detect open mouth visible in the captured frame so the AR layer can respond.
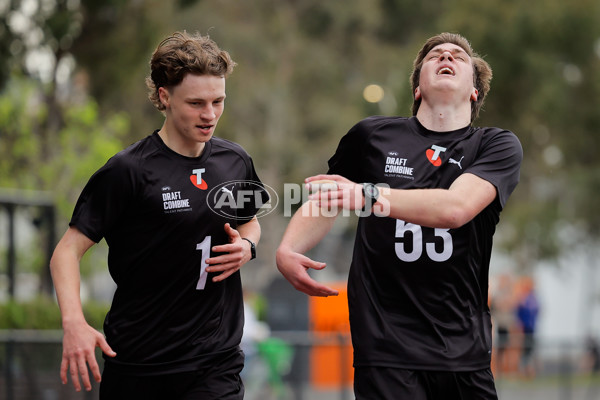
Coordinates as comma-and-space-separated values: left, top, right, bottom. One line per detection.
437, 67, 455, 76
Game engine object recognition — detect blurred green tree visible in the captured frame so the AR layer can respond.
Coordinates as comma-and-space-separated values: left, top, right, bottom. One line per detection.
0, 0, 205, 297
2, 0, 600, 297
434, 0, 600, 265
0, 76, 128, 294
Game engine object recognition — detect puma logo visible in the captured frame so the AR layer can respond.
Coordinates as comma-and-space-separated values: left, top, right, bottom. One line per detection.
449, 156, 464, 169
221, 185, 234, 196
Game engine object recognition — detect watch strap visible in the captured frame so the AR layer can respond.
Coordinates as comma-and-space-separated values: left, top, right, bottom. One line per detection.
241, 238, 256, 260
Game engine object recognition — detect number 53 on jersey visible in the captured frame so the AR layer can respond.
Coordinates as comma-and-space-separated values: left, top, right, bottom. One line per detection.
395, 220, 453, 262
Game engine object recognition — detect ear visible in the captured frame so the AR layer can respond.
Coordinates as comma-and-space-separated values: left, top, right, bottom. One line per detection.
471, 88, 479, 102
414, 87, 421, 101
158, 87, 170, 108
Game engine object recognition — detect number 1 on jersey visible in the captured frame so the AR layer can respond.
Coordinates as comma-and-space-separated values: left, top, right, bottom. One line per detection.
196, 236, 211, 290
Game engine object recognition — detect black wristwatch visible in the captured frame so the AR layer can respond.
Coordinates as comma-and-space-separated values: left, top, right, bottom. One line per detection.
242, 238, 256, 260
362, 183, 380, 210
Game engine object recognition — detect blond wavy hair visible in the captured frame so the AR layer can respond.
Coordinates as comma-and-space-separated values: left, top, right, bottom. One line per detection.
146, 31, 236, 111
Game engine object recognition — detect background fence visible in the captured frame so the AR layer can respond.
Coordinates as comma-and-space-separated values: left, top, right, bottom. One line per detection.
1, 330, 599, 400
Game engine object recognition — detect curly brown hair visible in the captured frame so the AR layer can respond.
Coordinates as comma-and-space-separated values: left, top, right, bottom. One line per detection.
146, 31, 237, 111
410, 32, 492, 122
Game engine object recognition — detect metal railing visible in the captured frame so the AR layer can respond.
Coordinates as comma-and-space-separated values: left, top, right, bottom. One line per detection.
1, 330, 599, 400
1, 330, 96, 400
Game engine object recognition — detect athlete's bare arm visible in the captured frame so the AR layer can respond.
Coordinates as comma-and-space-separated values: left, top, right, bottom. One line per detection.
276, 201, 340, 297
50, 227, 116, 392
305, 173, 496, 229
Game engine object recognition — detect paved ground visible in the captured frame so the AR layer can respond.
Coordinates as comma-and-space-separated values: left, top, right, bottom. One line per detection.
245, 378, 600, 400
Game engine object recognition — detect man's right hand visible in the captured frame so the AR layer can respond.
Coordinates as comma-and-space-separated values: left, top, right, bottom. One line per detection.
61, 320, 116, 391
275, 246, 339, 297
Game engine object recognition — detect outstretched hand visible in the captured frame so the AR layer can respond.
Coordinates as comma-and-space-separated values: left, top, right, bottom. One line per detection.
276, 246, 339, 297
206, 223, 252, 283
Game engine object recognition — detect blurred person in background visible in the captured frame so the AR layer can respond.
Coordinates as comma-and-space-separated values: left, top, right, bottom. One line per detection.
240, 291, 270, 378
276, 32, 522, 399
583, 336, 600, 400
50, 31, 268, 399
516, 276, 540, 379
490, 273, 518, 376
583, 336, 600, 375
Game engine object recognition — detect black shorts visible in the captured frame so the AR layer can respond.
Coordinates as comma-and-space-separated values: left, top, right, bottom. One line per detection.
99, 350, 245, 400
354, 366, 497, 400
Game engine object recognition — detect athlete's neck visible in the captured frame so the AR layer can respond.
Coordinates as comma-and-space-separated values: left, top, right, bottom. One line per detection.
158, 127, 206, 158
415, 103, 471, 132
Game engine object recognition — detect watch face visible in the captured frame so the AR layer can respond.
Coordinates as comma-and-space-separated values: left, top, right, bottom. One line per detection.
365, 184, 378, 197
362, 183, 379, 212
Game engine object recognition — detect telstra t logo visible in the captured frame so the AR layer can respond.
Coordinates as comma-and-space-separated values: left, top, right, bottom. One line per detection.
426, 145, 447, 167
190, 168, 208, 190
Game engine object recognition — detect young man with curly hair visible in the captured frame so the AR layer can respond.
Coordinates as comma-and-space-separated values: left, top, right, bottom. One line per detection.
51, 31, 267, 399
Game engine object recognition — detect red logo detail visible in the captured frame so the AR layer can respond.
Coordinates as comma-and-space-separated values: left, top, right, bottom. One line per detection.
426, 149, 443, 167
190, 175, 208, 190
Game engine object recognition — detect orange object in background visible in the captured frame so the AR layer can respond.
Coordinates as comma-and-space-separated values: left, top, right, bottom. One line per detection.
308, 281, 354, 388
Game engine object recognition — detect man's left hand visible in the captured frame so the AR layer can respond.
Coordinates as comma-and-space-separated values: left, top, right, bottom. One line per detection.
206, 223, 252, 282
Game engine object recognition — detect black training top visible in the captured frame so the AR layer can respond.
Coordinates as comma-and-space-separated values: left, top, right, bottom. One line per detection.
70, 131, 268, 375
328, 116, 522, 371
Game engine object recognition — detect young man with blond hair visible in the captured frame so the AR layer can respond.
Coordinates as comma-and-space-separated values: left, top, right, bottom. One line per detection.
51, 31, 267, 399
